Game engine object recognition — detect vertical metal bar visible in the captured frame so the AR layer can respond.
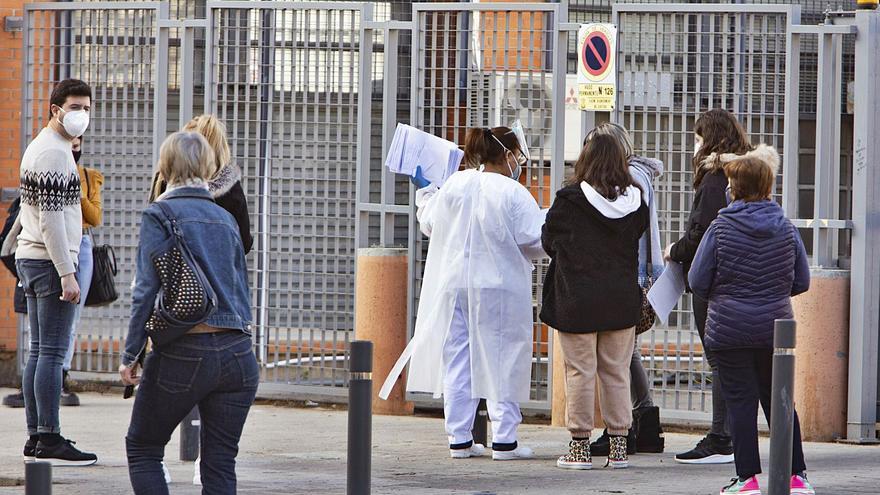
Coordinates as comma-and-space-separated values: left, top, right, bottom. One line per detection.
20, 7, 33, 155
846, 10, 880, 443
378, 27, 398, 248
152, 2, 170, 164
781, 10, 801, 218
813, 32, 839, 268
203, 7, 215, 112
768, 320, 797, 495
406, 9, 423, 346
550, 4, 564, 194
180, 25, 195, 127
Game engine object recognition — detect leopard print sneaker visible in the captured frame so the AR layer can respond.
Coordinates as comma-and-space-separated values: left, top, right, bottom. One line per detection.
605, 435, 628, 469
557, 439, 592, 470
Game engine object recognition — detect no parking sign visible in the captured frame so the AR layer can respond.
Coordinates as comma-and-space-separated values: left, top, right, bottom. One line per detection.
577, 23, 617, 111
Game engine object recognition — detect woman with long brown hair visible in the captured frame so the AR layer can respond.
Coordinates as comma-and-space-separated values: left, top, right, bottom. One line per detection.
667, 109, 753, 464
541, 133, 648, 470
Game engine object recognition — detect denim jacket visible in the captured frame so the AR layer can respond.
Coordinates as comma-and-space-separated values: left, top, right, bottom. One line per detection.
122, 187, 252, 366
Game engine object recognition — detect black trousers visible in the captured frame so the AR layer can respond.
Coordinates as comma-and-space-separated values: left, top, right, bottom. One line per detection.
714, 348, 807, 479
693, 295, 729, 439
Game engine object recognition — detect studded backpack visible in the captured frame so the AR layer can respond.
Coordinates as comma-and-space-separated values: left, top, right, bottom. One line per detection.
145, 197, 218, 347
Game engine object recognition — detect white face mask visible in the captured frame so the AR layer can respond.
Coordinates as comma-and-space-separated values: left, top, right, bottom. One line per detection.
57, 108, 90, 137
693, 137, 703, 157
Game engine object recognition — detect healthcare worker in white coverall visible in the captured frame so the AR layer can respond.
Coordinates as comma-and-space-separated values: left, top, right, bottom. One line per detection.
380, 123, 547, 460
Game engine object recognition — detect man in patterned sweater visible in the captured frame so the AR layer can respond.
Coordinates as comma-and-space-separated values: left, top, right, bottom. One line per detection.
16, 79, 97, 466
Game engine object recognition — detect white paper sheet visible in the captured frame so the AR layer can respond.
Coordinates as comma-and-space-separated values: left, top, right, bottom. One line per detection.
384, 123, 464, 187
647, 262, 687, 326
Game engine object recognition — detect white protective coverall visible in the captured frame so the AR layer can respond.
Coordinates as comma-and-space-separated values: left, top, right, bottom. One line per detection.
379, 168, 546, 446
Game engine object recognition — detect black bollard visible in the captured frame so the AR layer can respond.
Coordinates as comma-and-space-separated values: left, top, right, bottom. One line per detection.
180, 406, 200, 461
768, 320, 797, 495
472, 399, 488, 447
347, 340, 373, 495
25, 461, 51, 495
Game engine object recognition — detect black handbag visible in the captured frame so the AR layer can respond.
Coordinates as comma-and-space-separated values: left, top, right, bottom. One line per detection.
83, 168, 119, 307
85, 242, 119, 307
145, 198, 218, 347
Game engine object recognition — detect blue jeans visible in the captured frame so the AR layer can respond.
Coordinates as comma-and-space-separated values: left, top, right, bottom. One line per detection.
64, 234, 93, 371
17, 259, 78, 435
126, 332, 259, 495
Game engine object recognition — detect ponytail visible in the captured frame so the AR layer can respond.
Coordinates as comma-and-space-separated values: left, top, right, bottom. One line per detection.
462, 126, 517, 168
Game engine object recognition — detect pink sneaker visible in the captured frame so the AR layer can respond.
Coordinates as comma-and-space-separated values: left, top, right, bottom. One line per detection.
790, 474, 816, 495
720, 476, 761, 495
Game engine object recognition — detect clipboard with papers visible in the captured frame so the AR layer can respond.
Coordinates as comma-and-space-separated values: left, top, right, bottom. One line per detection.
384, 123, 464, 187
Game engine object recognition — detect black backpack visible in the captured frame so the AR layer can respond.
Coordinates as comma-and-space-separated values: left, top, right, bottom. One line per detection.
0, 197, 20, 278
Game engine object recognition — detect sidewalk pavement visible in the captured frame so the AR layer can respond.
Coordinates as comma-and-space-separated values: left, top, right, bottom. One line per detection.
0, 388, 877, 494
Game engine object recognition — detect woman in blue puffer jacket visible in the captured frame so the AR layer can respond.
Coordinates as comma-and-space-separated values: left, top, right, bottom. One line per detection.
688, 145, 814, 495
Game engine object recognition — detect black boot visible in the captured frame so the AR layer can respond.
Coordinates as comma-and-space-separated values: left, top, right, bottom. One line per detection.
61, 370, 80, 407
634, 406, 665, 453
590, 426, 637, 456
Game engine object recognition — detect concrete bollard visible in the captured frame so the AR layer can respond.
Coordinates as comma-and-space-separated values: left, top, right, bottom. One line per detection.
25, 461, 51, 495
791, 269, 849, 441
472, 399, 488, 446
180, 407, 200, 461
768, 320, 797, 495
347, 340, 373, 495
354, 248, 413, 416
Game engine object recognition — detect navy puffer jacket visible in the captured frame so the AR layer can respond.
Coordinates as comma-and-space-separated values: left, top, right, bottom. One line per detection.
688, 199, 810, 350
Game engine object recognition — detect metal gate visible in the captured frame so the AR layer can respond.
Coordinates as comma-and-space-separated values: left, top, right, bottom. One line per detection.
612, 3, 799, 422
21, 2, 163, 377
406, 2, 568, 410
205, 1, 371, 396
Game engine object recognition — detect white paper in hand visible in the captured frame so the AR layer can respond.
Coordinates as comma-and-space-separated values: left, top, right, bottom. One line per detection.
384, 123, 464, 187
647, 262, 687, 326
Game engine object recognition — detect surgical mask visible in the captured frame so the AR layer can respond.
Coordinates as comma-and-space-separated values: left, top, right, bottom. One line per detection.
57, 108, 90, 137
72, 149, 82, 164
693, 138, 702, 157
492, 134, 524, 181
507, 157, 522, 182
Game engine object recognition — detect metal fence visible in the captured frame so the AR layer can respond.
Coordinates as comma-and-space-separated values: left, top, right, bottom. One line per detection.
21, 2, 162, 375
611, 3, 797, 421
407, 2, 567, 409
15, 1, 874, 427
206, 2, 370, 394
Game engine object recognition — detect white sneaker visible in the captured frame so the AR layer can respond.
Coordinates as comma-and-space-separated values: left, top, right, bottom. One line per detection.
450, 443, 486, 459
193, 456, 202, 486
492, 445, 534, 461
161, 462, 172, 484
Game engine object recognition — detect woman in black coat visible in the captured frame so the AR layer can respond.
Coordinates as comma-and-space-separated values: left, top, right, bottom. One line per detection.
149, 115, 253, 254
665, 109, 753, 464
542, 134, 648, 471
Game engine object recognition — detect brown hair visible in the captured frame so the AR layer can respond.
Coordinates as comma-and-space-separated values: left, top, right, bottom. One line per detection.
462, 127, 519, 168
723, 157, 774, 202
693, 109, 753, 188
567, 133, 635, 201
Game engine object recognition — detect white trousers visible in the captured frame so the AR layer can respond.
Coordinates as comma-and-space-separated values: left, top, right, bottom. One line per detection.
443, 298, 522, 447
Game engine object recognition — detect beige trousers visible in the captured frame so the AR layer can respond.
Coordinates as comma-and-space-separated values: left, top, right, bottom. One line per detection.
557, 327, 635, 438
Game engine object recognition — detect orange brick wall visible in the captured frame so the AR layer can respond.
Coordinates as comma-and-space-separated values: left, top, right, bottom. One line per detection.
0, 0, 30, 351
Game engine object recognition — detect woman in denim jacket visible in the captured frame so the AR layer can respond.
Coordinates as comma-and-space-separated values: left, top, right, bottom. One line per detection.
119, 131, 257, 495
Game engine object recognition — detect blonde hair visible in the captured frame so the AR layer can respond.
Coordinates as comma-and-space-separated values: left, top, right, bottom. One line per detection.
584, 122, 634, 160
157, 132, 217, 188
182, 114, 231, 173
